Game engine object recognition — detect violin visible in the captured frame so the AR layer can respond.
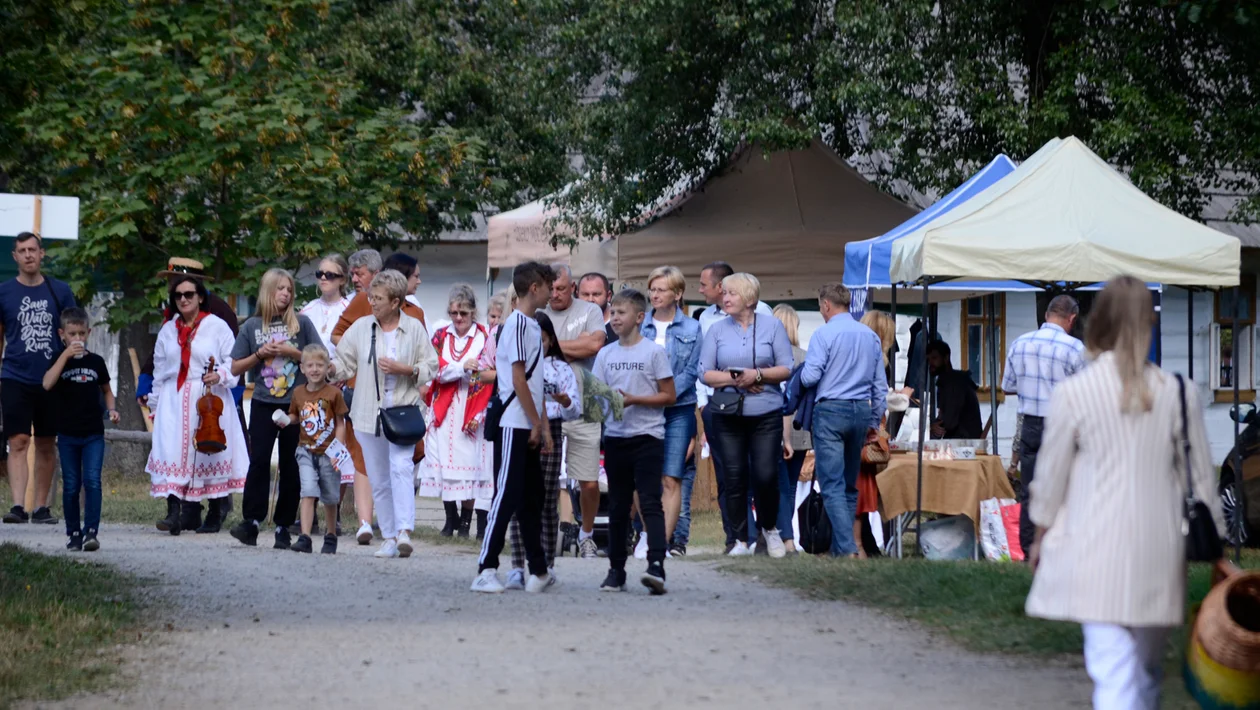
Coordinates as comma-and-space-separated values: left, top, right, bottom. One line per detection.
194, 356, 228, 454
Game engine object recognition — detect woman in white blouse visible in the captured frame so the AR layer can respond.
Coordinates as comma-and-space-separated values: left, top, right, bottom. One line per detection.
330, 270, 438, 559
300, 254, 353, 353
1026, 276, 1224, 710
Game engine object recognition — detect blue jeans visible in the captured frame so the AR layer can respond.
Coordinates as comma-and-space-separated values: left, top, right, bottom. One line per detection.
59, 434, 105, 536
811, 400, 870, 556
778, 450, 806, 541
674, 455, 696, 546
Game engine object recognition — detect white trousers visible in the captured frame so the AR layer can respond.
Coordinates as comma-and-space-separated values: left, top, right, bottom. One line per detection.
358, 432, 416, 540
1082, 623, 1173, 710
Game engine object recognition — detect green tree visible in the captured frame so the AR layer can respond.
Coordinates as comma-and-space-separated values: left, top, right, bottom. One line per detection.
18, 0, 487, 327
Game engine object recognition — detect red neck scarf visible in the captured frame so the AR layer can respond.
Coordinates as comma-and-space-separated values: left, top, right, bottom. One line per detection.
175, 312, 207, 391
426, 324, 494, 431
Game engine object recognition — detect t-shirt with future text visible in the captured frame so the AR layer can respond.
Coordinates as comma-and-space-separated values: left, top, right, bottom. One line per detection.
593, 337, 673, 440
0, 276, 77, 385
231, 315, 320, 403
52, 351, 109, 436
496, 310, 545, 431
288, 383, 348, 456
542, 299, 606, 372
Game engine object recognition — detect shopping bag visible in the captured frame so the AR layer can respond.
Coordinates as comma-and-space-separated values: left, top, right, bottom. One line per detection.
979, 497, 1014, 561
1000, 500, 1024, 562
919, 515, 976, 560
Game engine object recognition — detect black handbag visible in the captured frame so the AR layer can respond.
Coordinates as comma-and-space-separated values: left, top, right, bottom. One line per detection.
797, 469, 832, 555
483, 326, 540, 444
710, 314, 754, 417
1176, 374, 1224, 562
370, 323, 426, 446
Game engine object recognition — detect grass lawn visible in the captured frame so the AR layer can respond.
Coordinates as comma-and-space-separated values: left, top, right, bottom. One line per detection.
0, 543, 140, 709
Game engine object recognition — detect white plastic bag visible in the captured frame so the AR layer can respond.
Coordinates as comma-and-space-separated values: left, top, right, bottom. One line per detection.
894, 407, 922, 444
979, 497, 1018, 561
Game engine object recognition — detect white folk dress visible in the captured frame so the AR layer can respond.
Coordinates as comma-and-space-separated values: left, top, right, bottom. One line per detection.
146, 314, 249, 501
300, 295, 351, 353
418, 325, 495, 510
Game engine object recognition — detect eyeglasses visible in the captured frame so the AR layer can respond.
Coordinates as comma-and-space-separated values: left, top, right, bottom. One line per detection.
648, 287, 673, 295
448, 310, 472, 318
173, 290, 198, 301
315, 271, 344, 281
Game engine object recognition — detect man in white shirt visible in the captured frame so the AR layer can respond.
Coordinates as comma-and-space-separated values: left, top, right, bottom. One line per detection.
543, 265, 608, 558
696, 261, 773, 552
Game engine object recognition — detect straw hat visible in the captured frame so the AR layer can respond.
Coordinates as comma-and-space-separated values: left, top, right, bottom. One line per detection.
156, 257, 213, 281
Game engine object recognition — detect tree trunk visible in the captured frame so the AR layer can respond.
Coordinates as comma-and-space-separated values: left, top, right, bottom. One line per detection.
116, 318, 155, 433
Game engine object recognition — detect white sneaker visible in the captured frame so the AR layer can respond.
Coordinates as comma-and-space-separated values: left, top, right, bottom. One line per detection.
579, 537, 599, 559
525, 572, 555, 593
374, 539, 399, 558
764, 529, 786, 559
396, 531, 413, 558
471, 569, 505, 594
356, 521, 374, 545
728, 541, 752, 557
633, 533, 649, 560
505, 568, 526, 591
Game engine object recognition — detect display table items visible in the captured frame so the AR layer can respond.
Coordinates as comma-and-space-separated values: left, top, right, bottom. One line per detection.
876, 454, 1016, 557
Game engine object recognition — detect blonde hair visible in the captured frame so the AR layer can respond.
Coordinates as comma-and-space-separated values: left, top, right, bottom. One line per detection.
721, 272, 760, 307
1086, 276, 1155, 413
258, 268, 300, 336
647, 266, 686, 299
773, 304, 800, 347
301, 343, 330, 363
861, 310, 896, 366
369, 270, 409, 305
320, 254, 353, 297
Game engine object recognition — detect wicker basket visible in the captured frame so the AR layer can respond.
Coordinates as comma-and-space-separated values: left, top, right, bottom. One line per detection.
1198, 562, 1260, 674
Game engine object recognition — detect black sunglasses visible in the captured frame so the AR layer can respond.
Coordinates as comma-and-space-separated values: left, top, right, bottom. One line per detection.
315, 270, 344, 280
173, 290, 198, 301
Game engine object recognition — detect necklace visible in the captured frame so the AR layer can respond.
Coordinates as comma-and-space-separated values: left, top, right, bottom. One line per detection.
448, 329, 475, 361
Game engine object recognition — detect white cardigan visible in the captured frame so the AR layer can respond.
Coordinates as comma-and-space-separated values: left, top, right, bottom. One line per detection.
331, 313, 437, 434
1025, 352, 1225, 627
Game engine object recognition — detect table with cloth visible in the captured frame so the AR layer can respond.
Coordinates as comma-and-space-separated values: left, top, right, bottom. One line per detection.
876, 453, 1016, 531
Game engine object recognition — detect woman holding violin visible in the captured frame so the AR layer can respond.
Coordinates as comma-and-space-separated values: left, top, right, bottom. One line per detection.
146, 275, 248, 535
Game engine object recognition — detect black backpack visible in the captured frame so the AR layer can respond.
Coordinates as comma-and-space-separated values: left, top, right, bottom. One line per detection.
796, 471, 832, 555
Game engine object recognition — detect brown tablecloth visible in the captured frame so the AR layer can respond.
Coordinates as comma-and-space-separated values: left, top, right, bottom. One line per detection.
876, 454, 1016, 529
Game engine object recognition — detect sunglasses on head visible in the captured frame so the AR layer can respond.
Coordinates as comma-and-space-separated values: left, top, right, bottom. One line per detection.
174, 290, 198, 301
315, 270, 344, 281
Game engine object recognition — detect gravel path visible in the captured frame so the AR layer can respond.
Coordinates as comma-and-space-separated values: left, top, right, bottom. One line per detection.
7, 523, 1090, 709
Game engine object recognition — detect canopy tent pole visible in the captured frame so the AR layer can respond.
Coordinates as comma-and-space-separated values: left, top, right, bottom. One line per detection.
891, 285, 899, 384
1187, 290, 1194, 380
988, 293, 999, 455
915, 282, 929, 548
1233, 287, 1244, 563
1154, 291, 1163, 366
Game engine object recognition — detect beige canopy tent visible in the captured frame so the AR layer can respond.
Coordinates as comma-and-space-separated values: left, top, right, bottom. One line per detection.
617, 140, 916, 301
890, 137, 1241, 287
486, 195, 619, 278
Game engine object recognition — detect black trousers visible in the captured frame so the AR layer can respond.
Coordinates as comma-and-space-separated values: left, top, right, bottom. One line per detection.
605, 435, 666, 570
241, 400, 300, 528
712, 411, 781, 542
1017, 415, 1044, 556
479, 427, 547, 576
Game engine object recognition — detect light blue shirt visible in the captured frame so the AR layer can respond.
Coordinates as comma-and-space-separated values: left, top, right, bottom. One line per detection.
800, 312, 887, 429
697, 300, 774, 407
699, 313, 794, 417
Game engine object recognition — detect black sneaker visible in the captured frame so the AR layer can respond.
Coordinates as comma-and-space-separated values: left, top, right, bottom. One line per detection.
669, 543, 687, 557
274, 526, 291, 550
66, 532, 83, 551
3, 505, 28, 523
82, 529, 100, 552
599, 569, 627, 592
724, 541, 736, 555
229, 520, 259, 547
291, 534, 313, 554
321, 534, 337, 555
31, 507, 58, 525
754, 531, 768, 556
641, 561, 667, 595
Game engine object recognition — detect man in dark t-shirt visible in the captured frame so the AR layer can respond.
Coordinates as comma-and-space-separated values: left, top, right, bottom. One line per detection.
0, 232, 77, 524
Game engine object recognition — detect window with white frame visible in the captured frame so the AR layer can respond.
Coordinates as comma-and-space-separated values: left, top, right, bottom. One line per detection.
1211, 275, 1256, 397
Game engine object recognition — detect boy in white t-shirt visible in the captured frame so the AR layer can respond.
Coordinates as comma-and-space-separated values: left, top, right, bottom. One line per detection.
472, 262, 556, 594
593, 289, 676, 594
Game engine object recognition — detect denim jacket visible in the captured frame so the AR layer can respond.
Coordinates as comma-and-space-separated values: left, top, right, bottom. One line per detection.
642, 307, 701, 407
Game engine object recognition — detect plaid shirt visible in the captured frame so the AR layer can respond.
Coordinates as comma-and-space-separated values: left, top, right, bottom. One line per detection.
1002, 323, 1085, 417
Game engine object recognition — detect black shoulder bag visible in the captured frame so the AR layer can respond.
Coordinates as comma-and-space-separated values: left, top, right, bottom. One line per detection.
370, 322, 426, 446
1176, 374, 1224, 562
483, 326, 540, 443
797, 466, 832, 555
709, 315, 755, 416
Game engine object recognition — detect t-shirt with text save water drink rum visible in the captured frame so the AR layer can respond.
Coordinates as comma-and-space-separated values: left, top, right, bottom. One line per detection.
593, 337, 673, 440
0, 277, 77, 385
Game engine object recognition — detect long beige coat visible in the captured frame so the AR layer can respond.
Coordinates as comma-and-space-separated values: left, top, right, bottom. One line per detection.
1025, 353, 1225, 627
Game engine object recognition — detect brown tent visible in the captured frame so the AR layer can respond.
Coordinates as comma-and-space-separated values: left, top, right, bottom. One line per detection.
616, 140, 916, 300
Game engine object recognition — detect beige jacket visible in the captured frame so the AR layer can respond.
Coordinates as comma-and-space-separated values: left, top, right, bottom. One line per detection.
1025, 353, 1224, 627
331, 313, 438, 434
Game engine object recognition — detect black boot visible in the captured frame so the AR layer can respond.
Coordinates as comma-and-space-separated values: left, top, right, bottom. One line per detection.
180, 500, 203, 531
440, 501, 459, 538
196, 498, 223, 534
156, 495, 182, 536
457, 508, 473, 539
476, 509, 488, 541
